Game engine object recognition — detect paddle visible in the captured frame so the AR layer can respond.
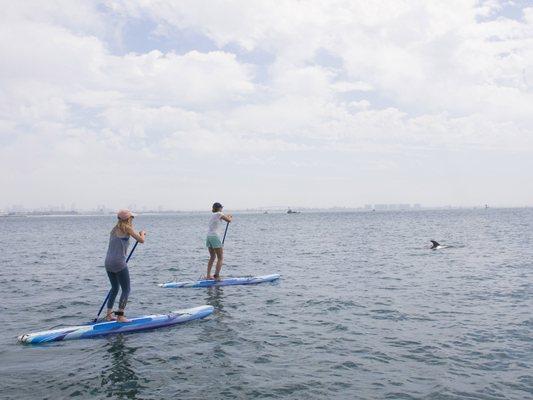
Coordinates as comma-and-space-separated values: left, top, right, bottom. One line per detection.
222, 221, 230, 244
93, 241, 139, 323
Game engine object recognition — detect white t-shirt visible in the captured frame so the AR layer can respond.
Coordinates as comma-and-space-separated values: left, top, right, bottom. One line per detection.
207, 212, 225, 237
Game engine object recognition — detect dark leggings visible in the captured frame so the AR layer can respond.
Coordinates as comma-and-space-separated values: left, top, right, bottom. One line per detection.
106, 268, 130, 310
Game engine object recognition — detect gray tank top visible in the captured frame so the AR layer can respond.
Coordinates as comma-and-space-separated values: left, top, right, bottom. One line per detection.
104, 230, 130, 273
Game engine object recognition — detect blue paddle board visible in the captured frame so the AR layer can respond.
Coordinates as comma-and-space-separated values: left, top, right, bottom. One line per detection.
18, 305, 213, 344
159, 274, 280, 288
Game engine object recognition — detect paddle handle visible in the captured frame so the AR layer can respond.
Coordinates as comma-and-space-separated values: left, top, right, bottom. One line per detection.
222, 222, 229, 244
93, 241, 139, 322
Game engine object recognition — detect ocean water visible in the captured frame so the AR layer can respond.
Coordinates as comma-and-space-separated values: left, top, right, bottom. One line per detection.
0, 209, 531, 399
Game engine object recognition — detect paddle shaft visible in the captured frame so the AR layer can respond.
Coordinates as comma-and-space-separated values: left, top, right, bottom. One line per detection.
93, 240, 139, 322
222, 221, 230, 244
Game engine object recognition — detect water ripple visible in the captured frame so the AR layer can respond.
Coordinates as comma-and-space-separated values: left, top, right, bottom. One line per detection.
0, 210, 532, 399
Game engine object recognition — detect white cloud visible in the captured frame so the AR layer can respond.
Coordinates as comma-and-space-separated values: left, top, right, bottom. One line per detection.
1, 1, 533, 208
331, 81, 374, 93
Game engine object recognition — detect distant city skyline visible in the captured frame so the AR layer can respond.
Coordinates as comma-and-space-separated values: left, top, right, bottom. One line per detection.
2, 1, 532, 210
2, 201, 531, 214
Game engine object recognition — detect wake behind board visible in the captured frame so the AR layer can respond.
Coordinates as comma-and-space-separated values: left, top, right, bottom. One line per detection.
18, 305, 213, 344
159, 274, 280, 288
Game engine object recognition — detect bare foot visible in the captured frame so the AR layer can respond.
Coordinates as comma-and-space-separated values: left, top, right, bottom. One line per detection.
105, 312, 116, 322
213, 275, 221, 281
117, 315, 130, 323
205, 275, 214, 280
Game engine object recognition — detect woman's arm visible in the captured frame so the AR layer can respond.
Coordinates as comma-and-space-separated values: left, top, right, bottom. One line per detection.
221, 214, 232, 223
126, 226, 146, 243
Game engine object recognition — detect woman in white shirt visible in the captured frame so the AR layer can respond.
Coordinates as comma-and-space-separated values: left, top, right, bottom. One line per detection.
205, 202, 232, 280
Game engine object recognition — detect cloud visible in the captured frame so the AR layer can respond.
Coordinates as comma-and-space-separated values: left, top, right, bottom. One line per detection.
1, 1, 532, 208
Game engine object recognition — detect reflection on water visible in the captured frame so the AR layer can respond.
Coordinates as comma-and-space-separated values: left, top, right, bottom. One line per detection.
100, 335, 145, 400
203, 287, 232, 357
205, 287, 225, 313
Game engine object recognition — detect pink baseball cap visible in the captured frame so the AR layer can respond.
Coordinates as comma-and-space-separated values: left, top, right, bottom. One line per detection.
117, 209, 136, 220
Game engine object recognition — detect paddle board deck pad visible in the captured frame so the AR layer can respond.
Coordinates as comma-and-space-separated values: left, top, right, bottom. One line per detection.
18, 305, 213, 344
159, 274, 280, 288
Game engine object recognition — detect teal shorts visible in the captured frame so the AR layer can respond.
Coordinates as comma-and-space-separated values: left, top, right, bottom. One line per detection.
206, 235, 223, 249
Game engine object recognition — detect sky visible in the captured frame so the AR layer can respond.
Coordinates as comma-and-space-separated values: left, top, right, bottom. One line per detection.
1, 0, 532, 211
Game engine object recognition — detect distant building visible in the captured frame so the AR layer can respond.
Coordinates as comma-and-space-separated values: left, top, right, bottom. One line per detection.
367, 203, 420, 211
9, 204, 25, 212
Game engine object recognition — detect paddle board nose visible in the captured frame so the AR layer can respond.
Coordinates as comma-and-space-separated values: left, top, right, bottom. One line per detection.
17, 334, 29, 343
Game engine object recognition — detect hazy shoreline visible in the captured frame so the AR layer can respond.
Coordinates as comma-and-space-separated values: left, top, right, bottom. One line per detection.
1, 206, 531, 218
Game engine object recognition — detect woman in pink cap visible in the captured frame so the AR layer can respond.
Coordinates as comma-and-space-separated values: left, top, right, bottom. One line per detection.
103, 209, 146, 322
